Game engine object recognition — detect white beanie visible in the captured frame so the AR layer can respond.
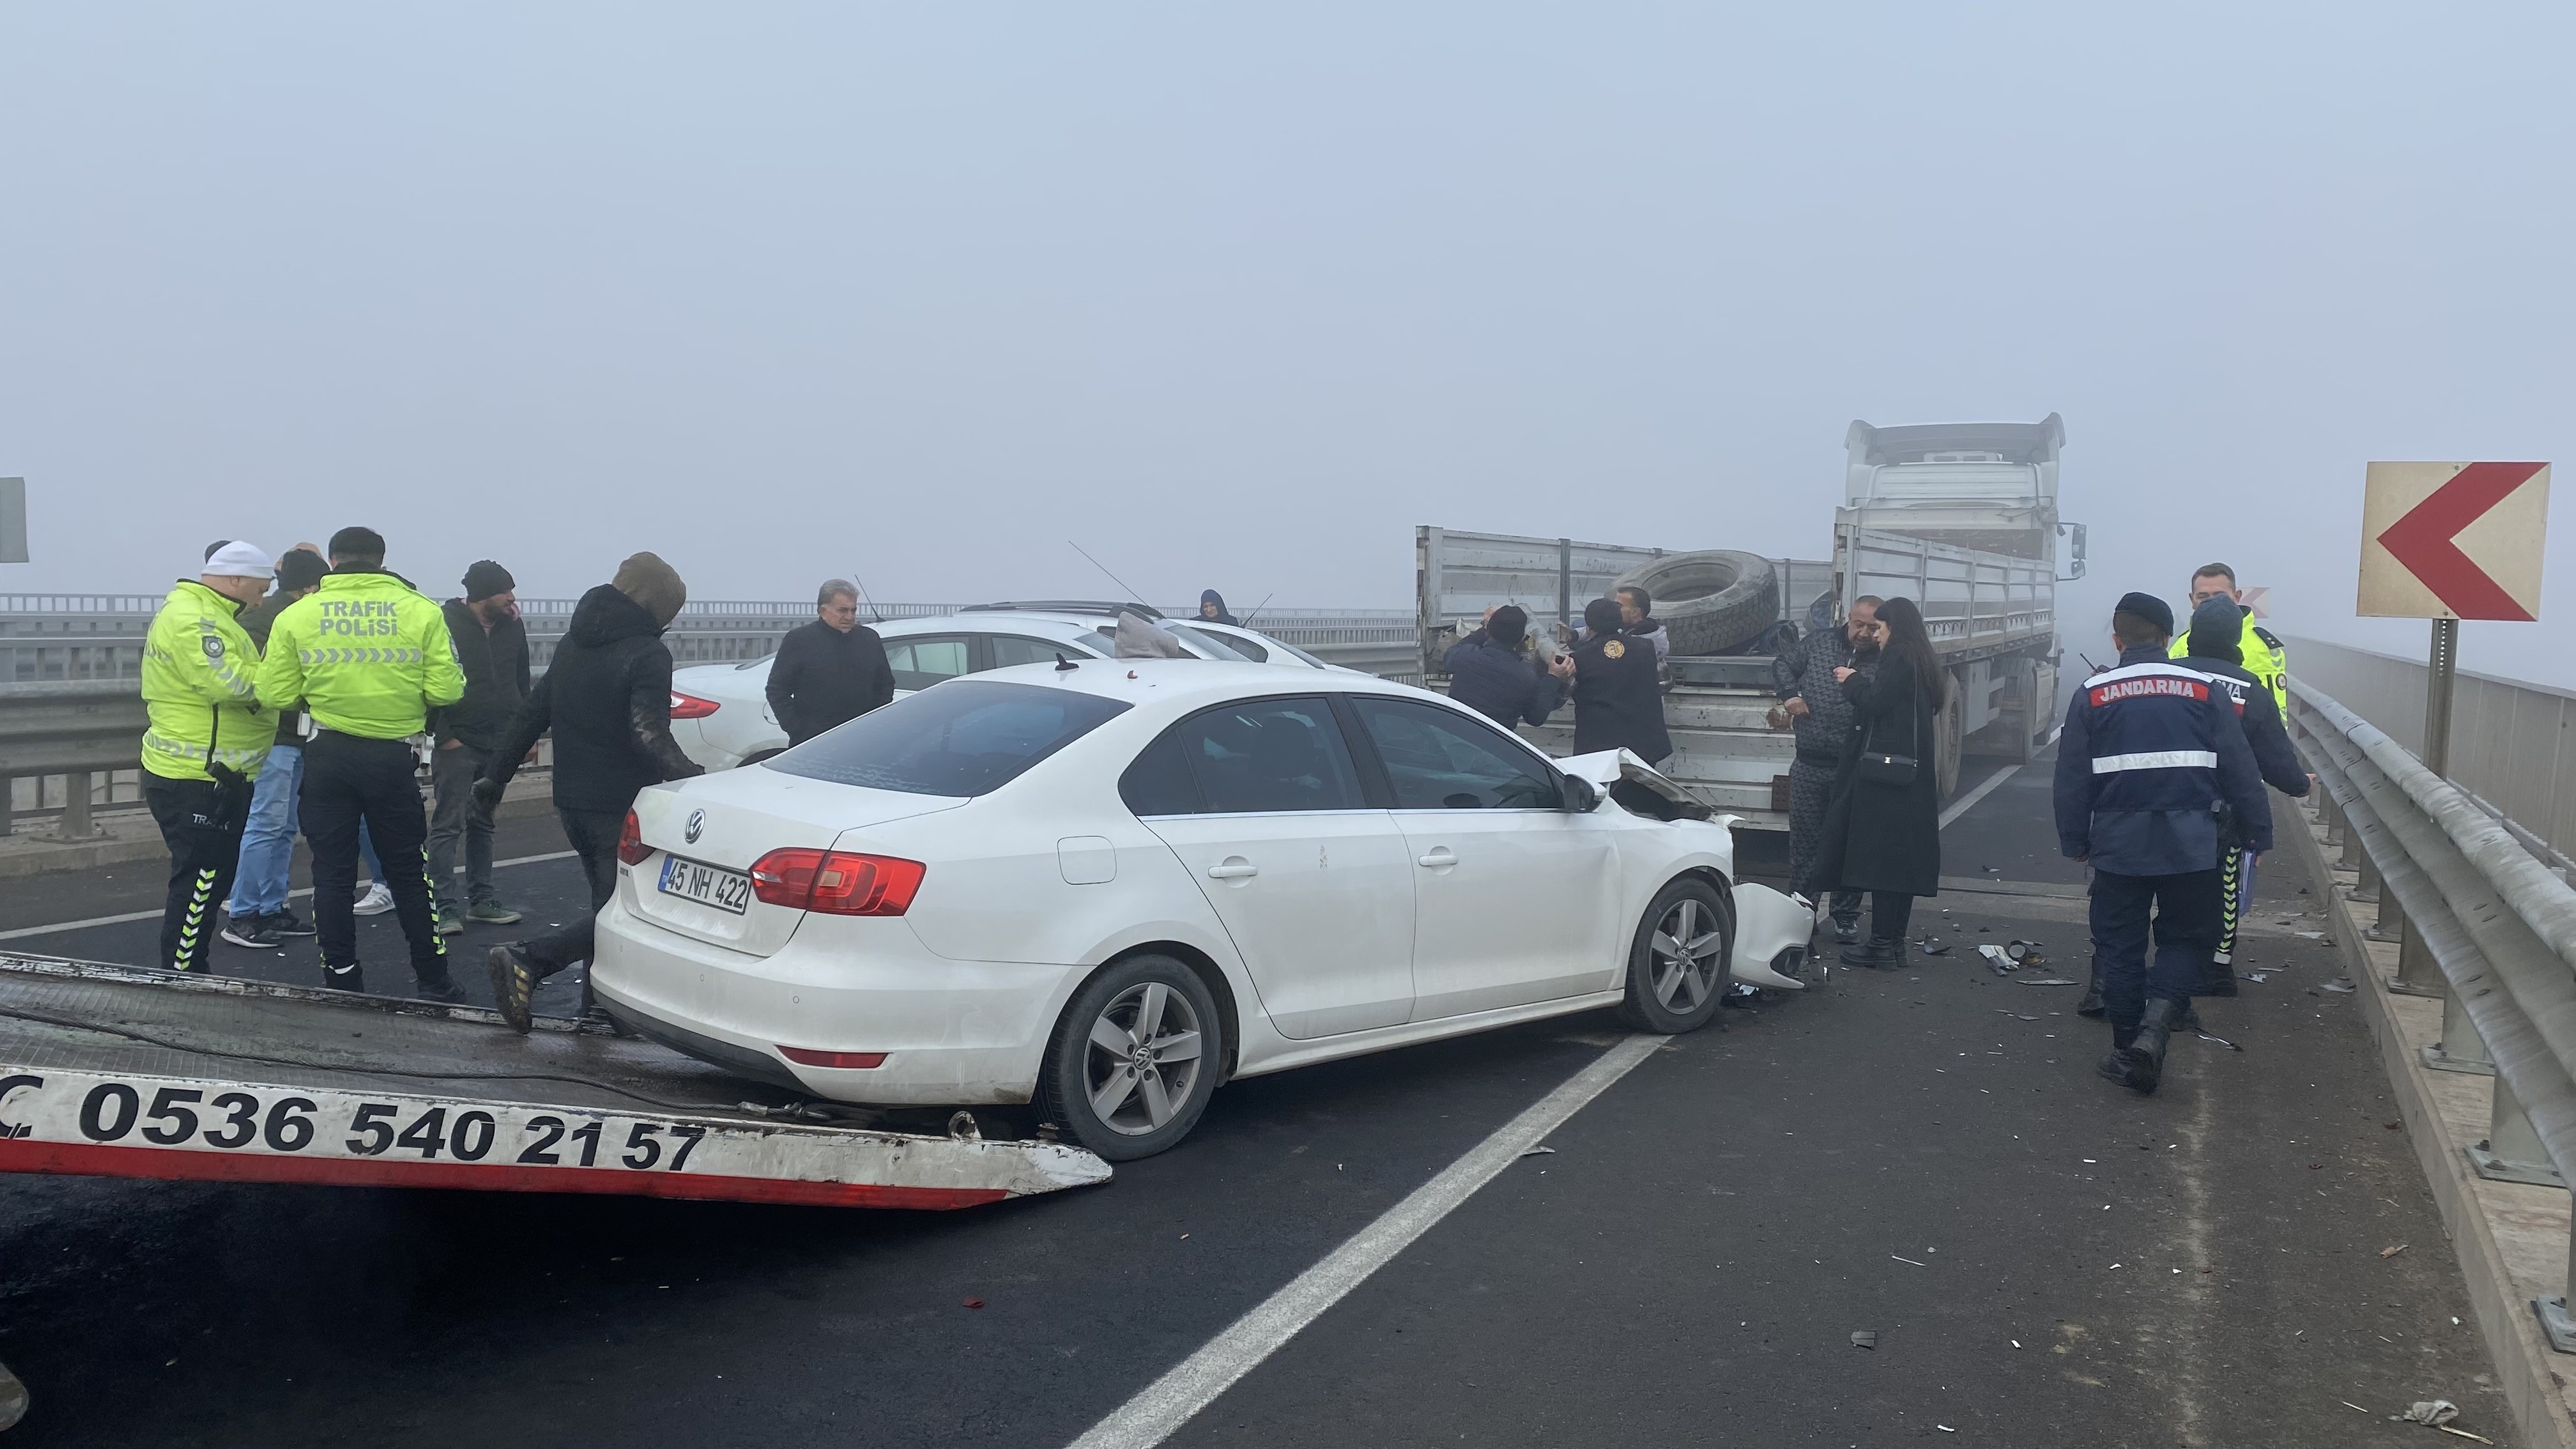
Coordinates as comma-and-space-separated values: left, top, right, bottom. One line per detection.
202, 540, 275, 581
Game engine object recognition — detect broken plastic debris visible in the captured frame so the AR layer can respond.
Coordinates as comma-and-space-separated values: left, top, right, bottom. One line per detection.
1977, 944, 2018, 974
2195, 1031, 2242, 1052
1917, 937, 1952, 956
1890, 1255, 1926, 1266
2296, 930, 2327, 939
2320, 980, 2356, 994
2380, 1243, 2409, 1259
1850, 1331, 1877, 1349
2019, 977, 2080, 986
962, 1298, 985, 1310
2245, 972, 2271, 983
2398, 1400, 2459, 1427
1994, 1010, 2040, 1021
2005, 939, 2044, 963
1520, 1145, 1558, 1158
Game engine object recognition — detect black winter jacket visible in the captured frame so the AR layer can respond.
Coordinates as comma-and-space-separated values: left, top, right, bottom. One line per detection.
1805, 653, 1942, 898
766, 619, 896, 746
1443, 635, 1561, 730
2182, 652, 2309, 802
1568, 631, 1671, 762
434, 599, 530, 753
484, 585, 702, 813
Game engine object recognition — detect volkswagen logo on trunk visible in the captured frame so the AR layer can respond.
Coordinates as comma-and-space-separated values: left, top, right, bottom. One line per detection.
684, 809, 705, 845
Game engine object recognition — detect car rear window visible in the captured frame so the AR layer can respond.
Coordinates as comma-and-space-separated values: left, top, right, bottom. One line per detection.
764, 680, 1131, 797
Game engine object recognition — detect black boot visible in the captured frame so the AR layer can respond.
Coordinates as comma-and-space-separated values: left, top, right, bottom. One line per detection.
2076, 962, 2105, 1018
2175, 1000, 2203, 1034
2120, 998, 2179, 1095
1839, 937, 1903, 969
322, 961, 365, 995
2198, 958, 2239, 997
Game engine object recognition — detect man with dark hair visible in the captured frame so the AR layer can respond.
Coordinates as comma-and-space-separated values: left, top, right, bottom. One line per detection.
1443, 603, 1568, 729
1775, 594, 1880, 939
221, 546, 330, 948
1568, 597, 1671, 765
765, 578, 896, 747
255, 526, 466, 1000
479, 552, 705, 1031
427, 559, 530, 934
2170, 562, 2287, 717
2055, 592, 2266, 1094
1614, 585, 1670, 664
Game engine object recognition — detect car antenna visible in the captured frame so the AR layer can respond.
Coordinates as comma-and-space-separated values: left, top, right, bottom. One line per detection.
1237, 591, 1276, 629
847, 566, 887, 624
1068, 539, 1151, 611
1053, 652, 1079, 671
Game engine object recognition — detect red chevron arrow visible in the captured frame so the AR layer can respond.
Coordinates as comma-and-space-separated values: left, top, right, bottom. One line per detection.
2375, 461, 2545, 620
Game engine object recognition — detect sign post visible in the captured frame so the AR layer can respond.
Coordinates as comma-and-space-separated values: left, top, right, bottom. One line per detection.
2357, 461, 2552, 778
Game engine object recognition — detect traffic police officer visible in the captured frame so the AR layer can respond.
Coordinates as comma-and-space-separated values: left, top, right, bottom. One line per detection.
2181, 595, 2312, 997
254, 526, 466, 1000
2170, 562, 2287, 717
2055, 592, 2267, 1094
141, 542, 282, 974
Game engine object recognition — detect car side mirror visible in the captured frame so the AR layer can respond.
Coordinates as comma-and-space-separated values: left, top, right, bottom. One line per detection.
1560, 773, 1600, 813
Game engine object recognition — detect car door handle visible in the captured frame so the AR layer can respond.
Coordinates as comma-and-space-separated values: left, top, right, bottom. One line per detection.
1417, 848, 1457, 868
1206, 859, 1259, 880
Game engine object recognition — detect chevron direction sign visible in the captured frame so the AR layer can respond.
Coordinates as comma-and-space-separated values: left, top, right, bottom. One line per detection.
2358, 461, 2550, 620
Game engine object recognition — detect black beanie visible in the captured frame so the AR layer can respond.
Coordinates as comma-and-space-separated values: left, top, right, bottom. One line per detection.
276, 549, 328, 592
463, 560, 516, 602
1583, 597, 1625, 637
2114, 591, 2175, 638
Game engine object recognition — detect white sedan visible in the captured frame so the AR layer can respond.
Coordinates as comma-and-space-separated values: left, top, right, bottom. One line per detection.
592, 661, 1811, 1160
666, 607, 1321, 772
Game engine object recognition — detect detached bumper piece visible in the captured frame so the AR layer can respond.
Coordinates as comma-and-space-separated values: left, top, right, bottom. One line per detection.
0, 953, 1109, 1209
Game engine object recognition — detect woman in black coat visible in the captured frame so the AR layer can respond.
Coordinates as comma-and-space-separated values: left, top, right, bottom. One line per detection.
1813, 595, 1943, 968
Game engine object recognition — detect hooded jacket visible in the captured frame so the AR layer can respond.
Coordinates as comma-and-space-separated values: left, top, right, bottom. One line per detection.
484, 583, 702, 813
1199, 590, 1239, 627
2181, 597, 2309, 801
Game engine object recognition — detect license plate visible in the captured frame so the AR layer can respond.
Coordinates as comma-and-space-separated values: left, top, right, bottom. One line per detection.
659, 856, 751, 915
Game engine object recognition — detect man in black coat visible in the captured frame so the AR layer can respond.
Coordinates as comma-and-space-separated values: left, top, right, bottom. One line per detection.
428, 559, 531, 933
1775, 594, 1879, 940
476, 552, 705, 1031
1568, 597, 1673, 765
1443, 604, 1568, 730
766, 579, 896, 747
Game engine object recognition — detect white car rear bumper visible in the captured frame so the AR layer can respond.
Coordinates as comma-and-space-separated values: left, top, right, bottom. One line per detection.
589, 896, 1074, 1105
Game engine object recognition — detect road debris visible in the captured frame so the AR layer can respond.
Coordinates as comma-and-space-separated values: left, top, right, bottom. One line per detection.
963, 1298, 986, 1310
2195, 1031, 2242, 1052
2380, 1243, 2409, 1259
1978, 944, 2018, 975
1850, 1331, 1877, 1349
1918, 937, 1952, 956
1520, 1145, 1558, 1158
2245, 972, 2271, 983
1891, 1255, 1927, 1266
2019, 977, 2080, 986
2396, 1399, 2459, 1427
1995, 1010, 2041, 1021
2435, 1429, 2495, 1445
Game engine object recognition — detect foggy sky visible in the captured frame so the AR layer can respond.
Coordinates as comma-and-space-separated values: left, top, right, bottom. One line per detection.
3, 3, 2569, 684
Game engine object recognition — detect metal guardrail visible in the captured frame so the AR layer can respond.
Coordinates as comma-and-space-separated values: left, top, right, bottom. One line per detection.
2284, 634, 2576, 864
0, 682, 149, 838
2288, 676, 2576, 1349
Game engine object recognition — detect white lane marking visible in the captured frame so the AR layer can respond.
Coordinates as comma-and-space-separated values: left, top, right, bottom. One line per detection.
0, 850, 581, 942
1068, 1033, 1666, 1449
1938, 763, 2023, 830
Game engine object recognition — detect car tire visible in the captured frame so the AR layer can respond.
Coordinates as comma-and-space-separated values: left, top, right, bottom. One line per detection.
1613, 551, 1779, 657
1037, 954, 1225, 1162
1617, 877, 1733, 1034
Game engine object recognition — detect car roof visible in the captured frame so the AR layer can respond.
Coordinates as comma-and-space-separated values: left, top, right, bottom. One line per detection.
958, 657, 1441, 715
871, 612, 1110, 641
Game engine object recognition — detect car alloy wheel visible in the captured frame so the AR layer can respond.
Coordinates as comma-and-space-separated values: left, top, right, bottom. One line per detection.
1041, 953, 1224, 1161
1618, 877, 1731, 1034
1649, 897, 1725, 1015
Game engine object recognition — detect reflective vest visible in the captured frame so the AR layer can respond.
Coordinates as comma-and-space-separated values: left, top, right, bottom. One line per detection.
2170, 609, 2286, 719
141, 580, 280, 783
255, 571, 465, 739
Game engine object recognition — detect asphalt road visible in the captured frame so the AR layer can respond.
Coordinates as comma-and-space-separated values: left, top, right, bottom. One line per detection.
0, 759, 2515, 1447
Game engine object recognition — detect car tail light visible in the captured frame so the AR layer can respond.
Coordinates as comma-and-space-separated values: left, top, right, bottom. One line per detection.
617, 811, 652, 866
778, 1046, 887, 1069
669, 691, 721, 719
747, 849, 926, 916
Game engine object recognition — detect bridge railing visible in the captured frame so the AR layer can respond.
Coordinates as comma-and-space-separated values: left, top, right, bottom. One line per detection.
2288, 677, 2576, 1351
2283, 634, 2576, 866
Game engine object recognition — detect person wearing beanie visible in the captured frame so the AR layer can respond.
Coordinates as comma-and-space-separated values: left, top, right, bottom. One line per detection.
2053, 592, 2266, 1094
2170, 562, 2289, 719
254, 525, 468, 1001
218, 546, 334, 948
1567, 597, 1671, 765
2177, 594, 2312, 1000
425, 559, 532, 936
1442, 602, 1567, 730
141, 540, 280, 974
476, 553, 704, 1031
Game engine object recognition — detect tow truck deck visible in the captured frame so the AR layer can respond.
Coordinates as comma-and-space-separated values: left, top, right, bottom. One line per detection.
0, 952, 1110, 1208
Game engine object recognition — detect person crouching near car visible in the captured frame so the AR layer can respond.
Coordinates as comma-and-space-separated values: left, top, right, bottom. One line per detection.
477, 553, 705, 1032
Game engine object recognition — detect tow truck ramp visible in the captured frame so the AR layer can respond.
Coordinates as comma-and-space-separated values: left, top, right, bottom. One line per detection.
0, 953, 1109, 1208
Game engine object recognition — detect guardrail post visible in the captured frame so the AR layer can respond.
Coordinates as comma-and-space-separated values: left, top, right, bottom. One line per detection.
2469, 1072, 2567, 1187
52, 770, 99, 842
2387, 914, 2445, 998
0, 774, 12, 838
2347, 847, 2382, 904
2540, 1221, 2576, 1354
2366, 876, 2405, 942
2422, 988, 2496, 1075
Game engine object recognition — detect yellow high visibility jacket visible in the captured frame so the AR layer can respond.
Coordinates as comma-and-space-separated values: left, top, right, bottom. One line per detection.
2172, 608, 2287, 718
256, 571, 464, 738
141, 580, 279, 783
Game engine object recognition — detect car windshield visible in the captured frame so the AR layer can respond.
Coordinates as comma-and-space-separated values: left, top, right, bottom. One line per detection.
1163, 624, 1255, 661
763, 680, 1131, 797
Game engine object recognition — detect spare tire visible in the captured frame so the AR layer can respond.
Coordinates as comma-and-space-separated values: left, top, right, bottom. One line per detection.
1614, 551, 1779, 656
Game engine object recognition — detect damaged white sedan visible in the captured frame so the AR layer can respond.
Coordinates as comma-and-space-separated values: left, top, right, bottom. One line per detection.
592, 661, 1812, 1160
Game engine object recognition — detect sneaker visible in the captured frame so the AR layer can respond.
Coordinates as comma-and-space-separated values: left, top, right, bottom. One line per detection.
321, 962, 366, 993
263, 908, 318, 938
487, 945, 537, 1034
434, 910, 465, 937
466, 898, 524, 925
353, 882, 395, 916
220, 916, 278, 949
415, 977, 469, 1006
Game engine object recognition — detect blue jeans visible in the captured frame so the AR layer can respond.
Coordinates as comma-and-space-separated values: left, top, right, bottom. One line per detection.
226, 744, 303, 917
225, 744, 385, 918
